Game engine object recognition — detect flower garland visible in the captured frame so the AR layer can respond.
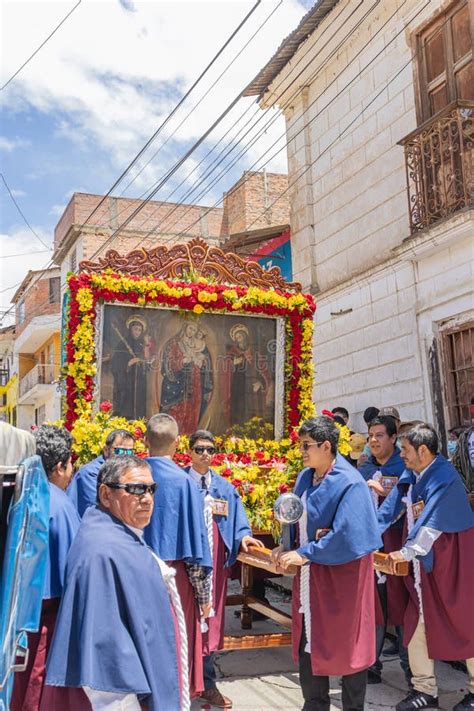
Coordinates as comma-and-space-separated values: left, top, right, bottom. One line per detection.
64, 271, 316, 432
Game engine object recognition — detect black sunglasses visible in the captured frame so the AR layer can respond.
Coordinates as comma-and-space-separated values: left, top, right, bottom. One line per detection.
299, 441, 322, 452
192, 446, 216, 455
106, 482, 157, 496
113, 447, 135, 456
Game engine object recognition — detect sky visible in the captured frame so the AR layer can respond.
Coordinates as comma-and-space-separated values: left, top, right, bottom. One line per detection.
0, 0, 312, 322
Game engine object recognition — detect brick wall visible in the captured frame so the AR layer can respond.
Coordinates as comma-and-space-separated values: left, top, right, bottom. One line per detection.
54, 193, 226, 251
15, 270, 61, 338
224, 171, 290, 235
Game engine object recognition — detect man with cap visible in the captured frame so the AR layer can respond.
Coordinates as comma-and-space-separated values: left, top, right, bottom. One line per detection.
379, 406, 401, 432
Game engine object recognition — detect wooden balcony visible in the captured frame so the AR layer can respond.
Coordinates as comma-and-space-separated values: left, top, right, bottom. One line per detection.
399, 100, 473, 234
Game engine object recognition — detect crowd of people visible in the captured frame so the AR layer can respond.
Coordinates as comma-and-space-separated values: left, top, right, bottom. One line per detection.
4, 406, 474, 711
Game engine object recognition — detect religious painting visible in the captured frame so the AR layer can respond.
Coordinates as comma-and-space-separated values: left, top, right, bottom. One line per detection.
97, 304, 284, 437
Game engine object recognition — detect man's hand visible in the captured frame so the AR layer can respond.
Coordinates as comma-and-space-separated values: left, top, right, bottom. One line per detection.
240, 535, 265, 552
201, 602, 212, 619
367, 479, 386, 496
270, 545, 284, 564
278, 550, 307, 571
127, 357, 140, 367
387, 550, 406, 574
252, 381, 263, 392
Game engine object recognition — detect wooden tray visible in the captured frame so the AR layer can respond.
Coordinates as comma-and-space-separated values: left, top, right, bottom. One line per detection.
373, 551, 409, 576
237, 545, 297, 576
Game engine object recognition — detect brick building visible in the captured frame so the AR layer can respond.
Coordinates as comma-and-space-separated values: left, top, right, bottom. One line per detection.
248, 0, 473, 441
11, 268, 62, 428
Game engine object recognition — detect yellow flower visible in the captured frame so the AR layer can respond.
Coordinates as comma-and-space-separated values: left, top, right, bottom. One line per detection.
192, 304, 204, 314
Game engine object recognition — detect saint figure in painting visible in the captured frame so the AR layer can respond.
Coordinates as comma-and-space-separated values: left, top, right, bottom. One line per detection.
110, 315, 155, 420
160, 322, 213, 433
222, 323, 269, 427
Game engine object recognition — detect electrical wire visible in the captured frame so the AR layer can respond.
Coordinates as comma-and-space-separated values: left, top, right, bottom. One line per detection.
76, 0, 263, 228
1, 1, 82, 91
1, 0, 434, 326
1, 173, 53, 249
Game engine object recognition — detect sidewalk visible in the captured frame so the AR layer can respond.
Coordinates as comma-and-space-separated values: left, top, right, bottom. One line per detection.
191, 581, 469, 710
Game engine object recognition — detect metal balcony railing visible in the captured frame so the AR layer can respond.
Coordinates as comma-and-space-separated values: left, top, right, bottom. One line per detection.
19, 364, 56, 398
399, 100, 473, 234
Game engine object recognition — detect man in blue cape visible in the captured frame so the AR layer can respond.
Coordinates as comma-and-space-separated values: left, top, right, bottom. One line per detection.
379, 423, 474, 711
273, 416, 382, 711
359, 415, 409, 685
11, 425, 80, 711
144, 413, 212, 699
42, 455, 188, 711
185, 429, 263, 709
67, 428, 135, 516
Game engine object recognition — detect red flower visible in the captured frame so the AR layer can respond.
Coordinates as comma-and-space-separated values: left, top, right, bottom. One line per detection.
321, 409, 334, 418
289, 429, 299, 443
83, 391, 93, 402
230, 478, 242, 488
134, 427, 144, 439
99, 401, 113, 413
221, 468, 232, 478
278, 483, 289, 493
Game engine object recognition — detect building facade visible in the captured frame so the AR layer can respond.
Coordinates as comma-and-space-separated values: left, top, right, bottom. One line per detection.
11, 269, 62, 429
248, 0, 473, 440
0, 325, 17, 425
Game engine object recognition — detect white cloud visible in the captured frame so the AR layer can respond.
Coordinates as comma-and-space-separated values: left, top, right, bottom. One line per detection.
49, 203, 67, 216
0, 228, 53, 311
10, 188, 26, 198
1, 0, 307, 203
0, 136, 31, 152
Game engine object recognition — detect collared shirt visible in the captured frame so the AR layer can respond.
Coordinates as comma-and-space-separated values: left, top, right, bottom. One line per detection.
188, 466, 211, 490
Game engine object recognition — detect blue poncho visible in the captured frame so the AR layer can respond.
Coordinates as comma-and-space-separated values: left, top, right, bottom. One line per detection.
144, 456, 212, 567
294, 454, 382, 565
43, 483, 80, 599
66, 455, 104, 517
45, 506, 181, 710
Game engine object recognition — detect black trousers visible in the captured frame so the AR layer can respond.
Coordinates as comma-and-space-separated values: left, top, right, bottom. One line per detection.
299, 629, 368, 711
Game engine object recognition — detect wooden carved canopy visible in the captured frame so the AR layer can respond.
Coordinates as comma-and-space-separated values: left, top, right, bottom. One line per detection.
79, 238, 301, 291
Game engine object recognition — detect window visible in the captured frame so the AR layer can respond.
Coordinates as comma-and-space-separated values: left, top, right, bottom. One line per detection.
69, 248, 77, 272
441, 321, 474, 428
414, 0, 472, 121
18, 300, 25, 324
49, 276, 60, 303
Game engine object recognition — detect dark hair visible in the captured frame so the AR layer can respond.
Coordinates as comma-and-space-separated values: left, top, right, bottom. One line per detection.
363, 406, 380, 424
146, 413, 178, 451
332, 415, 346, 426
332, 406, 349, 420
400, 423, 439, 455
298, 416, 339, 455
96, 455, 151, 503
35, 425, 73, 477
189, 429, 215, 449
105, 429, 135, 448
368, 416, 398, 438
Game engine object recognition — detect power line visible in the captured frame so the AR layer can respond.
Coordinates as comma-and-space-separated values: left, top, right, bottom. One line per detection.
0, 173, 52, 249
1, 0, 431, 325
87, 0, 361, 260
77, 0, 263, 228
0, 249, 51, 259
1, 1, 82, 91
117, 1, 282, 199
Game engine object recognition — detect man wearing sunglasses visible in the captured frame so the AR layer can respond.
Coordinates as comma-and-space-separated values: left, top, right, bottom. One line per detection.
185, 429, 264, 709
68, 428, 135, 516
42, 455, 188, 711
144, 413, 212, 700
272, 416, 382, 711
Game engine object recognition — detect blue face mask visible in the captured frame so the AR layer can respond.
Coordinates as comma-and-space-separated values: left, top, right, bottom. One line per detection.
447, 441, 457, 457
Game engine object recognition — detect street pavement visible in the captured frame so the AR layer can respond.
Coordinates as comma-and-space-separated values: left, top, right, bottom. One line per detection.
191, 579, 469, 710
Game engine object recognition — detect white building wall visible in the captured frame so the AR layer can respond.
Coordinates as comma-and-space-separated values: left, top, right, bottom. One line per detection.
263, 0, 473, 433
